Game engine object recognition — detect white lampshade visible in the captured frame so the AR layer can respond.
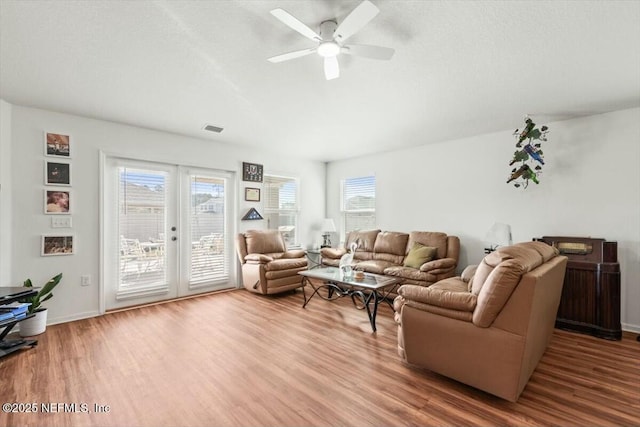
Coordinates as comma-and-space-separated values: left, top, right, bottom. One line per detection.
321, 218, 337, 232
485, 223, 513, 248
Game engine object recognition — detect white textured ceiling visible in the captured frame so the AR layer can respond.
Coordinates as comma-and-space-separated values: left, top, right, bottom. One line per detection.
1, 0, 639, 162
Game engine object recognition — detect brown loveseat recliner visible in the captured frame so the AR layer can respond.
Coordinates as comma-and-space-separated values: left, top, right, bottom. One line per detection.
321, 229, 460, 288
236, 230, 307, 295
394, 241, 568, 402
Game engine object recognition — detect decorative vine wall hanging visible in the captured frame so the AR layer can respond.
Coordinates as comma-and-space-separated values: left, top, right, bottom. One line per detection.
507, 116, 549, 188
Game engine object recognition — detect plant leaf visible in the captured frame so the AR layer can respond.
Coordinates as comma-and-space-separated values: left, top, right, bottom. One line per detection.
528, 129, 541, 140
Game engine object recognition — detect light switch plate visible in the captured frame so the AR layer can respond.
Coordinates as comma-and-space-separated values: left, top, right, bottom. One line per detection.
51, 216, 72, 228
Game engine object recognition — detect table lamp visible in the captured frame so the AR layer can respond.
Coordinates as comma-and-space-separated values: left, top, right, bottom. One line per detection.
321, 218, 336, 248
484, 222, 512, 254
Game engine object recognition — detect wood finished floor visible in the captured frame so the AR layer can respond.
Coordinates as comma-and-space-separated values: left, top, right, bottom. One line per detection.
1, 288, 639, 427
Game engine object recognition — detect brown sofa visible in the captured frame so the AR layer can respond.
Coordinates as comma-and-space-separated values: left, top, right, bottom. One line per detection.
394, 241, 568, 402
236, 229, 307, 295
321, 229, 460, 287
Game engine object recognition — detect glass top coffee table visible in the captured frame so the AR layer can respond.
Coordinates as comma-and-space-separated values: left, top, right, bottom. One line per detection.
298, 267, 403, 332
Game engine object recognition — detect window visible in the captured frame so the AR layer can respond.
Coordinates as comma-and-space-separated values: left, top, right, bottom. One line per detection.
341, 175, 376, 234
264, 174, 299, 247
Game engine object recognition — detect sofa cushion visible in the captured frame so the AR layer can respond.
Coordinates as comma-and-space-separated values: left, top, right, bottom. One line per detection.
407, 232, 448, 259
354, 251, 375, 261
244, 229, 286, 254
470, 259, 493, 295
398, 282, 477, 312
264, 257, 308, 271
430, 277, 469, 292
473, 259, 526, 327
356, 260, 398, 275
283, 249, 306, 259
528, 241, 559, 262
470, 243, 546, 294
384, 266, 437, 282
321, 247, 346, 259
486, 244, 543, 271
403, 242, 437, 269
374, 231, 409, 256
346, 229, 380, 252
244, 254, 274, 263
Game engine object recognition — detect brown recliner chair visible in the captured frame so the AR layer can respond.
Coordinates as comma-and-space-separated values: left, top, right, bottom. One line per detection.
236, 229, 308, 295
394, 241, 568, 402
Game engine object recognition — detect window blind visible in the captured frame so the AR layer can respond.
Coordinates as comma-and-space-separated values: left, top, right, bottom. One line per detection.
118, 167, 167, 288
341, 175, 376, 233
189, 174, 229, 286
264, 175, 299, 247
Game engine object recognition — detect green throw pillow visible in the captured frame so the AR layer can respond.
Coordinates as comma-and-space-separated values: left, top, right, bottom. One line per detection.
403, 243, 437, 269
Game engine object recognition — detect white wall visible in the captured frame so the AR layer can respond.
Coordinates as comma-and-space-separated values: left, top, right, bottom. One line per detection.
8, 104, 326, 324
327, 108, 640, 332
0, 100, 12, 286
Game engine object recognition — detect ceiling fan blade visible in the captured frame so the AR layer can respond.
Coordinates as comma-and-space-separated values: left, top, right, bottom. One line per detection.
270, 8, 321, 42
342, 44, 395, 60
333, 0, 380, 43
324, 56, 340, 80
268, 48, 316, 63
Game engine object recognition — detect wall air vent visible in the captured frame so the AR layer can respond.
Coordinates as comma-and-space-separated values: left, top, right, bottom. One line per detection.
202, 124, 224, 133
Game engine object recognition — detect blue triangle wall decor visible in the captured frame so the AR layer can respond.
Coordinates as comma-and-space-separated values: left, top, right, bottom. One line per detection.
242, 208, 263, 221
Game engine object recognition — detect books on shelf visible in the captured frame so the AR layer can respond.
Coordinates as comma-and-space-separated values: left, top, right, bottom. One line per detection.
0, 302, 31, 322
0, 312, 14, 322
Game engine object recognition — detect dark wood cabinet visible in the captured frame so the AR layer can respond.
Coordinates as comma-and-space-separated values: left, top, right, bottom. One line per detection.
534, 236, 621, 340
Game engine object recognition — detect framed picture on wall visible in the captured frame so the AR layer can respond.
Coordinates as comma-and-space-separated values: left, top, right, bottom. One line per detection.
242, 162, 263, 182
245, 187, 260, 202
44, 190, 71, 214
41, 235, 74, 256
44, 160, 71, 186
44, 131, 71, 158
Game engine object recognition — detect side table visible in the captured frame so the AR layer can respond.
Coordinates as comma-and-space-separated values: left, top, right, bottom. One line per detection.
305, 249, 322, 269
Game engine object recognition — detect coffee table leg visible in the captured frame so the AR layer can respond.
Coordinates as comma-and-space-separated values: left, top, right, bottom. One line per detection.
370, 291, 381, 332
301, 277, 308, 305
302, 280, 343, 308
358, 290, 378, 333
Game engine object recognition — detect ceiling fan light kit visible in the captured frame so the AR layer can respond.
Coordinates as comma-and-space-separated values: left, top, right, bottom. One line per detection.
317, 41, 340, 58
267, 0, 394, 80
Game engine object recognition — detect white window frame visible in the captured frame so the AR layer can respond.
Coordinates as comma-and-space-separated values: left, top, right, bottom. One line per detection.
341, 175, 376, 239
263, 174, 300, 248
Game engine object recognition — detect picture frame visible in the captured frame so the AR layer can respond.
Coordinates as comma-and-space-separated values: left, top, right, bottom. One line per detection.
245, 187, 260, 202
242, 162, 263, 182
44, 160, 71, 186
241, 207, 263, 220
41, 235, 74, 256
44, 131, 71, 158
44, 190, 71, 214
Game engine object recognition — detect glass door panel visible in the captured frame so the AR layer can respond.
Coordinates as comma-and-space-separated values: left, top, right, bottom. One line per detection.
118, 167, 168, 291
180, 169, 234, 295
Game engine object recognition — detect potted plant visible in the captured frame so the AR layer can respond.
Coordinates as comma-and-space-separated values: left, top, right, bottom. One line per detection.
18, 273, 62, 337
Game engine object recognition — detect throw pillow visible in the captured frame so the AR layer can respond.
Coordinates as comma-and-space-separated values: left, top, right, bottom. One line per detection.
403, 243, 437, 269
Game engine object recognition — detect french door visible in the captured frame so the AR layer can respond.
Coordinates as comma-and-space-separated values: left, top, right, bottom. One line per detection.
103, 157, 235, 310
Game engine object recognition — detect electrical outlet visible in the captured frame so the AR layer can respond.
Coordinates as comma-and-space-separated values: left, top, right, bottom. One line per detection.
51, 216, 72, 228
81, 275, 91, 286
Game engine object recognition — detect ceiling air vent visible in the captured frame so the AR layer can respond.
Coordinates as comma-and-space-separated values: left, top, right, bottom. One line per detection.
202, 124, 224, 133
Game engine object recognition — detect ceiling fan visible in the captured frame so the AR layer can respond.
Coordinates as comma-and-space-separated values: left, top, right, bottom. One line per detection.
267, 0, 395, 80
